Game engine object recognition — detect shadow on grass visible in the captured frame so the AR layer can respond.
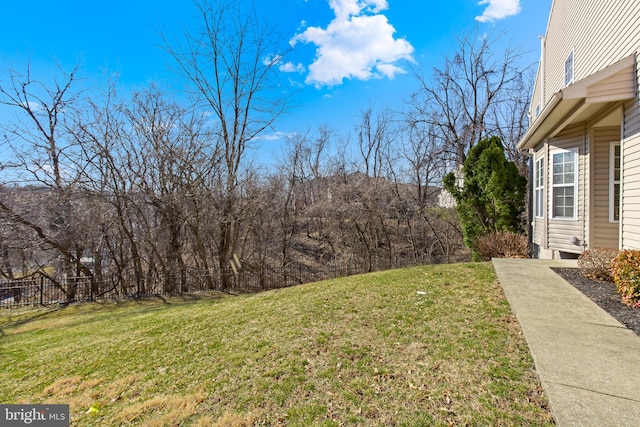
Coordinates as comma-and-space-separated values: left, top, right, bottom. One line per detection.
0, 304, 70, 339
0, 292, 227, 339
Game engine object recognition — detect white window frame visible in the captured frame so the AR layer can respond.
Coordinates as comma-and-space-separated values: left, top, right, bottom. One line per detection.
551, 148, 578, 220
534, 157, 545, 218
610, 142, 621, 222
564, 49, 574, 87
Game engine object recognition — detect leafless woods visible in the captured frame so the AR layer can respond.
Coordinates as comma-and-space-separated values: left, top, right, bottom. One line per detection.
0, 3, 530, 296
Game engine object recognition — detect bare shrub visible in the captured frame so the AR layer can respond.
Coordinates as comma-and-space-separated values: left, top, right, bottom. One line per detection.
476, 231, 528, 261
577, 248, 619, 282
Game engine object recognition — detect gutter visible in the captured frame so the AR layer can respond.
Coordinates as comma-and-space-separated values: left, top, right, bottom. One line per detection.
517, 92, 563, 150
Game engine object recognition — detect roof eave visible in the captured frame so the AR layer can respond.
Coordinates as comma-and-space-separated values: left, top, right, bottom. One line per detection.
517, 54, 636, 151
517, 92, 563, 150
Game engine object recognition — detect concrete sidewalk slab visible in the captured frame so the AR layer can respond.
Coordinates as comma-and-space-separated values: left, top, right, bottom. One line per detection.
492, 258, 640, 427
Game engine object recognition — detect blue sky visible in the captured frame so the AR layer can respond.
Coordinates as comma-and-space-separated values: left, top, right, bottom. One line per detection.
0, 0, 552, 161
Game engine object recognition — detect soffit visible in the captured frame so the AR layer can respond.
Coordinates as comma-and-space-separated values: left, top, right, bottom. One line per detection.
518, 54, 636, 150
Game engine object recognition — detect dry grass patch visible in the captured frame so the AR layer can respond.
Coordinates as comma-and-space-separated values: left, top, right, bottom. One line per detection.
0, 263, 553, 426
209, 412, 257, 427
117, 393, 204, 425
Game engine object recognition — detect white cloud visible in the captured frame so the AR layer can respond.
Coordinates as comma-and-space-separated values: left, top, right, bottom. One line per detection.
329, 0, 388, 20
475, 0, 521, 22
279, 61, 306, 74
291, 0, 414, 87
257, 131, 298, 142
23, 101, 45, 111
263, 54, 283, 66
263, 53, 305, 74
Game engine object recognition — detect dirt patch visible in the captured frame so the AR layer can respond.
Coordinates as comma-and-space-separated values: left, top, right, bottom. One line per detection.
552, 267, 640, 336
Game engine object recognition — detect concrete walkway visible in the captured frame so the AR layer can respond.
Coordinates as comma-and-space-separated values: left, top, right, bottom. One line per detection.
492, 258, 640, 427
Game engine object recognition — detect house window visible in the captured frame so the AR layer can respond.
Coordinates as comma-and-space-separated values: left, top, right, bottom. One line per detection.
564, 50, 574, 86
610, 143, 621, 222
535, 157, 544, 218
552, 149, 578, 219
535, 104, 541, 118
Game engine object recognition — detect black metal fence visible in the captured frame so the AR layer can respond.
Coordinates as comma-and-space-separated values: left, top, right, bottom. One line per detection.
0, 263, 412, 309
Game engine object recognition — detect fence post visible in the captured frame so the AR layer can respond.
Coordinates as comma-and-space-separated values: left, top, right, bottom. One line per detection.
39, 276, 44, 305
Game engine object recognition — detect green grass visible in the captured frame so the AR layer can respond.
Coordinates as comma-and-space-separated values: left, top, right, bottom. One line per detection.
0, 263, 553, 426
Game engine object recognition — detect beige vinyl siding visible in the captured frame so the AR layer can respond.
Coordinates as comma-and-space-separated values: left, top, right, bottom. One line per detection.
547, 124, 587, 253
541, 0, 640, 108
530, 61, 544, 121
587, 67, 637, 103
530, 76, 543, 121
527, 2, 640, 258
591, 127, 620, 248
621, 56, 640, 249
533, 217, 546, 247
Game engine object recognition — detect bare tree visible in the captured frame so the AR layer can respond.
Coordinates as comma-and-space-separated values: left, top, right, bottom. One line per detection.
353, 105, 398, 268
400, 121, 446, 207
0, 63, 94, 300
70, 82, 147, 292
119, 86, 219, 293
0, 63, 82, 188
357, 103, 395, 178
490, 69, 534, 174
394, 120, 459, 262
408, 30, 524, 168
165, 0, 289, 286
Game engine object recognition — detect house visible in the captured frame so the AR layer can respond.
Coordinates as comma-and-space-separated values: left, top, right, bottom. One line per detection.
518, 0, 640, 259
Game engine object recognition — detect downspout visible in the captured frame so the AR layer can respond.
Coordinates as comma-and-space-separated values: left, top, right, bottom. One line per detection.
583, 123, 588, 251
537, 36, 545, 257
539, 35, 546, 108
528, 152, 534, 253
620, 105, 626, 250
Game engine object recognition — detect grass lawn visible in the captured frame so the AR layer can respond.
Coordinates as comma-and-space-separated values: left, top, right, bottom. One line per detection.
0, 263, 554, 426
